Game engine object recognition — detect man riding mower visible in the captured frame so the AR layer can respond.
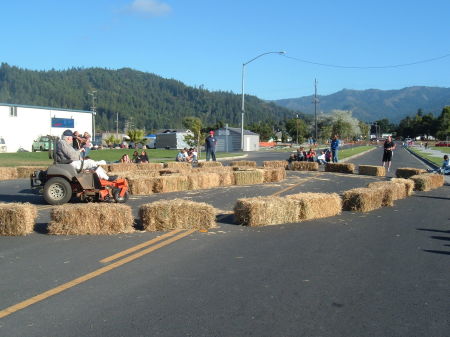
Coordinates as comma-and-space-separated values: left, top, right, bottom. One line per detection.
31, 130, 129, 205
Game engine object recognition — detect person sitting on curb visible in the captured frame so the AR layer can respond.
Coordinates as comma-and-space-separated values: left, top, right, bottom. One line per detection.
56, 129, 117, 181
427, 155, 450, 175
317, 151, 327, 165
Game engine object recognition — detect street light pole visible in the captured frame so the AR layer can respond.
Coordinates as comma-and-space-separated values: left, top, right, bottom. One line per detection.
241, 51, 285, 151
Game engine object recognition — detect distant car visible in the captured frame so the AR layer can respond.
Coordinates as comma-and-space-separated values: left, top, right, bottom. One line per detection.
435, 141, 450, 147
32, 136, 53, 152
0, 136, 7, 152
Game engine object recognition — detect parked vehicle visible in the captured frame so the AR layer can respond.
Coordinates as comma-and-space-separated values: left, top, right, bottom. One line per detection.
0, 136, 6, 152
32, 136, 53, 152
435, 141, 450, 147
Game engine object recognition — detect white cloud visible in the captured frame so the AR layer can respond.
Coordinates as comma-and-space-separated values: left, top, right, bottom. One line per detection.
128, 0, 171, 17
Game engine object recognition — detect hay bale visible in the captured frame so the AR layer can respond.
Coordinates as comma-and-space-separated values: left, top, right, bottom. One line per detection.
197, 161, 223, 168
158, 169, 181, 176
163, 162, 192, 170
108, 163, 138, 173
233, 170, 264, 185
325, 163, 355, 174
263, 160, 288, 169
217, 171, 235, 186
390, 178, 415, 196
139, 199, 216, 231
187, 173, 221, 190
16, 166, 47, 179
367, 181, 407, 202
127, 177, 157, 195
153, 176, 189, 193
0, 167, 18, 181
0, 203, 37, 236
289, 161, 319, 171
135, 163, 164, 170
230, 161, 257, 168
286, 193, 342, 220
114, 170, 160, 179
48, 204, 134, 235
395, 167, 427, 179
358, 165, 386, 176
263, 168, 287, 183
233, 197, 299, 226
342, 187, 385, 212
409, 173, 445, 191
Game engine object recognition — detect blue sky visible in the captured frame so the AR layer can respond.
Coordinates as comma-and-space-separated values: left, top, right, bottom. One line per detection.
1, 0, 449, 100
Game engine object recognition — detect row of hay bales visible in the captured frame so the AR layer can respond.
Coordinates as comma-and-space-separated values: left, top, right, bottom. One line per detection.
0, 166, 47, 181
0, 173, 444, 235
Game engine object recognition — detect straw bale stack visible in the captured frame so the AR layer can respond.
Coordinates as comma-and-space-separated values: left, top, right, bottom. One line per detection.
395, 167, 426, 179
289, 161, 319, 171
153, 176, 189, 193
48, 204, 134, 235
391, 178, 415, 196
164, 162, 192, 170
114, 170, 160, 179
158, 169, 181, 176
16, 166, 47, 179
263, 160, 288, 169
234, 196, 299, 226
217, 171, 235, 186
136, 163, 164, 171
188, 173, 221, 190
233, 170, 264, 185
409, 173, 445, 191
0, 203, 37, 236
0, 167, 18, 181
358, 165, 386, 176
263, 168, 287, 183
367, 181, 407, 202
286, 193, 342, 220
197, 161, 223, 168
108, 163, 139, 173
139, 199, 216, 231
127, 177, 157, 195
342, 187, 385, 212
230, 160, 257, 167
325, 163, 355, 174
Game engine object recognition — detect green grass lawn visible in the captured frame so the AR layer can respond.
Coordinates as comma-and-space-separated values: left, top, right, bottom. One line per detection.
0, 149, 241, 167
431, 146, 450, 154
339, 145, 374, 160
408, 148, 442, 166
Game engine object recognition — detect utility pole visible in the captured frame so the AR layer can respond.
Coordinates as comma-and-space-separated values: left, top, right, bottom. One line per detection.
116, 112, 119, 140
312, 79, 319, 142
88, 90, 97, 142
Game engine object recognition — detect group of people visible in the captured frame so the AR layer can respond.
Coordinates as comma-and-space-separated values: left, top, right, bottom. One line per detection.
56, 129, 115, 181
71, 131, 92, 158
118, 151, 149, 164
176, 148, 198, 163
287, 135, 341, 165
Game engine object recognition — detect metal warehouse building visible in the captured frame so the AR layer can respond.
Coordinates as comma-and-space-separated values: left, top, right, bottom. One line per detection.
0, 103, 93, 152
215, 127, 260, 152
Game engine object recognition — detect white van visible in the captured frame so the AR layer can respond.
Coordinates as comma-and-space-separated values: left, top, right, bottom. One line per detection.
0, 136, 6, 152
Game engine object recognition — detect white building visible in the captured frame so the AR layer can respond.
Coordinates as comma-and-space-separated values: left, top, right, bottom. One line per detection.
0, 103, 93, 152
215, 127, 260, 152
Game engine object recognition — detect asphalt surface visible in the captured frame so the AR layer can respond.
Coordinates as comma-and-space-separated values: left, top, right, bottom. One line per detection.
0, 145, 449, 337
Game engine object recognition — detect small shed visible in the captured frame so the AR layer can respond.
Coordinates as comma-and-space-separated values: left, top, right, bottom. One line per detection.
215, 127, 259, 152
156, 129, 193, 149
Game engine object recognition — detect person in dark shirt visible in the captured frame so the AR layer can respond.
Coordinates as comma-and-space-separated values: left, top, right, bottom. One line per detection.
205, 130, 217, 161
382, 136, 396, 172
330, 135, 340, 163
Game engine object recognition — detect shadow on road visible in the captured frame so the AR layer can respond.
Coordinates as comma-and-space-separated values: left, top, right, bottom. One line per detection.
422, 249, 450, 256
0, 194, 45, 204
414, 195, 450, 201
416, 228, 450, 234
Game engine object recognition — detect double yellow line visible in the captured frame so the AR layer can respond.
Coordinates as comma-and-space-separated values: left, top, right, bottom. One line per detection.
0, 229, 195, 319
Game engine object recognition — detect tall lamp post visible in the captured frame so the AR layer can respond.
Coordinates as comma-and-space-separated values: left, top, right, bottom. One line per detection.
88, 90, 97, 142
241, 51, 285, 151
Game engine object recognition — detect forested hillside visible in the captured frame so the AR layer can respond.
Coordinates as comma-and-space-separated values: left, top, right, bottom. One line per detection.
0, 63, 299, 132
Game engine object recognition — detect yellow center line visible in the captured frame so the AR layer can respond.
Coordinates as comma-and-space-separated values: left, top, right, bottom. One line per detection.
100, 229, 184, 263
0, 229, 196, 319
37, 205, 54, 211
271, 173, 323, 197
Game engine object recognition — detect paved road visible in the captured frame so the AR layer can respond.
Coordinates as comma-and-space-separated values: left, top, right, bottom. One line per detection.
0, 146, 449, 337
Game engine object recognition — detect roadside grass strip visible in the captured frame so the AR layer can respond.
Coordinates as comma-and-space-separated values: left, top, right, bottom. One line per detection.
285, 193, 342, 220
139, 199, 217, 231
395, 167, 427, 179
358, 165, 386, 176
289, 161, 319, 171
325, 162, 355, 174
342, 188, 385, 212
409, 173, 445, 191
48, 204, 134, 235
0, 203, 37, 236
263, 160, 288, 169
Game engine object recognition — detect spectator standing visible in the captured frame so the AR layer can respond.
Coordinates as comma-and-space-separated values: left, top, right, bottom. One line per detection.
382, 135, 396, 172
330, 135, 340, 163
205, 131, 217, 161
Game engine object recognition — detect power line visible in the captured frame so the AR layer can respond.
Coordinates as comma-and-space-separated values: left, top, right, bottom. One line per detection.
282, 52, 450, 69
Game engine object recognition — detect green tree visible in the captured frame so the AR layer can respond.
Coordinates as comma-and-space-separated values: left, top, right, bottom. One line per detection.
182, 116, 203, 148
285, 118, 308, 143
437, 106, 450, 140
248, 121, 275, 141
127, 129, 146, 145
